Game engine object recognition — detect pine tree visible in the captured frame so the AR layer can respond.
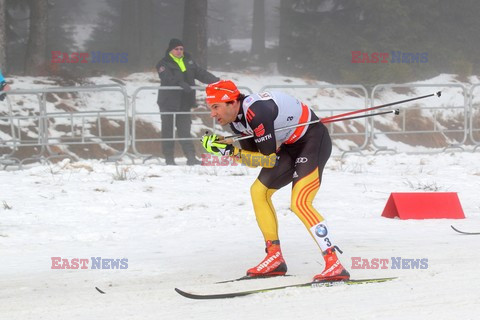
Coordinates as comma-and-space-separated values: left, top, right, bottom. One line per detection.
0, 0, 6, 70
24, 0, 48, 75
182, 0, 208, 67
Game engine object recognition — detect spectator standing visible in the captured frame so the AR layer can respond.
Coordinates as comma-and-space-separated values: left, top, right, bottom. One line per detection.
156, 38, 219, 165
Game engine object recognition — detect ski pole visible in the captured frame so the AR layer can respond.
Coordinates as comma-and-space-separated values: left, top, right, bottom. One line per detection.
218, 91, 440, 143
321, 91, 441, 123
321, 109, 399, 123
226, 109, 399, 143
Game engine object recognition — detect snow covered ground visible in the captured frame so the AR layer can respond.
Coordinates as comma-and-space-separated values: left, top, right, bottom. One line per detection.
1, 151, 480, 319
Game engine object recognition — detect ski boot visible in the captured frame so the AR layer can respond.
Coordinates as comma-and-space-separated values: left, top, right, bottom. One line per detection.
313, 246, 350, 282
246, 240, 287, 278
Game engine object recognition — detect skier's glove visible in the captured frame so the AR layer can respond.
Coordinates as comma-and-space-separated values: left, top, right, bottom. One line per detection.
201, 134, 235, 156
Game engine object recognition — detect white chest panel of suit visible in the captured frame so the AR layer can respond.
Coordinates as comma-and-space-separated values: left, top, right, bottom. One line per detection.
232, 91, 312, 145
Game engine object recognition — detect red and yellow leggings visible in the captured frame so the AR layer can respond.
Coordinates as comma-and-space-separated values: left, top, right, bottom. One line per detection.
251, 169, 324, 241
250, 122, 333, 250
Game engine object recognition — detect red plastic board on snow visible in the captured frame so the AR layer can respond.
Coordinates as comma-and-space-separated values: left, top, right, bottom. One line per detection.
381, 192, 465, 219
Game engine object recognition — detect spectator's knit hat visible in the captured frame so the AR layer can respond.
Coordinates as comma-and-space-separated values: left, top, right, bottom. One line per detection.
205, 80, 240, 104
167, 38, 184, 52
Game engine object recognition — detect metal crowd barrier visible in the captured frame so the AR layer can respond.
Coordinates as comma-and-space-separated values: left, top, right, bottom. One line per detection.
469, 84, 480, 151
370, 84, 468, 154
130, 85, 254, 162
0, 93, 43, 166
2, 81, 480, 169
0, 84, 129, 168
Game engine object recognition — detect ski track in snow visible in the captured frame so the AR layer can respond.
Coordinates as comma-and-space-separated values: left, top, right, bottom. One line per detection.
1, 152, 480, 319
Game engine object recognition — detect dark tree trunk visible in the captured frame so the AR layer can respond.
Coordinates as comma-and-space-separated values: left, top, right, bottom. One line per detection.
119, 0, 154, 71
251, 0, 265, 58
182, 0, 208, 67
0, 0, 6, 70
24, 0, 48, 75
120, 0, 139, 69
277, 0, 291, 75
138, 0, 153, 70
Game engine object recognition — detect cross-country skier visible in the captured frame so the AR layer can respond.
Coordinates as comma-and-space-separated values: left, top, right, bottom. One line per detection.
201, 80, 350, 282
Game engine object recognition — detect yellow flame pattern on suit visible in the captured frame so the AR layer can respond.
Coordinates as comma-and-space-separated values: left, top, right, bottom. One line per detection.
290, 168, 324, 228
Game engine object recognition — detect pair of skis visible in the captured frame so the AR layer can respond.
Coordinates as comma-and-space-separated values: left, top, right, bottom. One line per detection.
175, 276, 397, 300
175, 225, 476, 300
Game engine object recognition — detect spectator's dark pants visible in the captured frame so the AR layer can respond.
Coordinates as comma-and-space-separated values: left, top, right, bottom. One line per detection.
160, 113, 196, 162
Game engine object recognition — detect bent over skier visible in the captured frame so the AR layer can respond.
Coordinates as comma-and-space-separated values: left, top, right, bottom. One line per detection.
201, 80, 350, 282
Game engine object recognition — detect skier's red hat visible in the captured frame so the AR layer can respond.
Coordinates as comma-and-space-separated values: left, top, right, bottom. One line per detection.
205, 80, 240, 104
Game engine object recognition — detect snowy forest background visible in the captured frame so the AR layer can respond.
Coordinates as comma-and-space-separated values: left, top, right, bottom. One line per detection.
1, 0, 480, 84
